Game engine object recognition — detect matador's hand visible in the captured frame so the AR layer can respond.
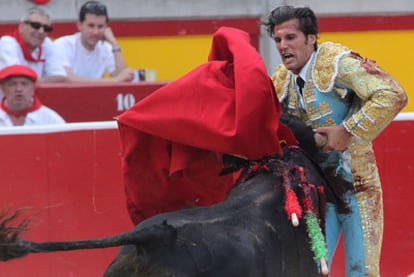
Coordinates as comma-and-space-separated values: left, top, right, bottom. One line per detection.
313, 125, 352, 152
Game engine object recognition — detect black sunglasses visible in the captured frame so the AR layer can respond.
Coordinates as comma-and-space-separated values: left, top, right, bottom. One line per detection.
24, 21, 53, 33
83, 1, 107, 13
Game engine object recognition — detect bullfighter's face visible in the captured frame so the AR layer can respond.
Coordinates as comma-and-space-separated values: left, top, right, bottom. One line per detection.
272, 18, 316, 74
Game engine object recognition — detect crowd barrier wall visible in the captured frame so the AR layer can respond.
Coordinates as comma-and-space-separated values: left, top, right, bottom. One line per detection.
0, 122, 133, 276
36, 82, 168, 122
332, 114, 414, 277
0, 114, 413, 276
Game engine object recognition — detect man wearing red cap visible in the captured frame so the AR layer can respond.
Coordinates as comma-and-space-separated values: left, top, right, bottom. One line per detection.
0, 64, 65, 126
31, 0, 50, 4
0, 6, 66, 83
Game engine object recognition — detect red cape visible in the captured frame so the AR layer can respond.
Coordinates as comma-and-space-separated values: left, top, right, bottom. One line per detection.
118, 27, 297, 225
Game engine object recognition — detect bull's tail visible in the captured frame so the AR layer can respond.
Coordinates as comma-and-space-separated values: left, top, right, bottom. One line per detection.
0, 208, 176, 262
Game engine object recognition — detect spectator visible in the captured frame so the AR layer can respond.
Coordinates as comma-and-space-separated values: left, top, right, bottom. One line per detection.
0, 6, 67, 83
54, 1, 134, 83
0, 65, 65, 126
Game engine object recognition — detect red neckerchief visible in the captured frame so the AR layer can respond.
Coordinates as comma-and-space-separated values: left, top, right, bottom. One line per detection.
7, 30, 45, 62
1, 96, 43, 117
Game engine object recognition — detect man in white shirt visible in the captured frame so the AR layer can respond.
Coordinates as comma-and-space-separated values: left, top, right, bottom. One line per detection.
54, 1, 134, 83
0, 64, 65, 126
0, 6, 67, 83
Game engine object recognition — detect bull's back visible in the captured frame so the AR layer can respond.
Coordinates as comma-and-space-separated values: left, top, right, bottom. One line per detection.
104, 172, 320, 276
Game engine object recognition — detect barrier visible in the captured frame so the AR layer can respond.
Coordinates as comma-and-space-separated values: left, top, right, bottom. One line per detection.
0, 114, 413, 276
36, 82, 167, 122
0, 122, 132, 277
331, 113, 414, 277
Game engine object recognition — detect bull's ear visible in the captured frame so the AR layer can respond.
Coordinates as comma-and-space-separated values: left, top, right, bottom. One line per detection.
220, 154, 250, 175
221, 154, 247, 164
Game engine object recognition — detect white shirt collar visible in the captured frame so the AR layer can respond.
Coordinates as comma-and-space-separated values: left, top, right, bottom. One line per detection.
297, 52, 315, 81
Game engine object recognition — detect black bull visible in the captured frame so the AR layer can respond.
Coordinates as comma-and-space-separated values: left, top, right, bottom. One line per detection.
0, 115, 347, 276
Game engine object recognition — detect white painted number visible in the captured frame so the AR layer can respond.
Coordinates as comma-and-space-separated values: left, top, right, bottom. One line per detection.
116, 93, 136, 111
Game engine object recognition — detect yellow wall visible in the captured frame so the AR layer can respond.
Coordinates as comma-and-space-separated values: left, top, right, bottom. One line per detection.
320, 30, 413, 112
119, 30, 413, 112
119, 35, 213, 82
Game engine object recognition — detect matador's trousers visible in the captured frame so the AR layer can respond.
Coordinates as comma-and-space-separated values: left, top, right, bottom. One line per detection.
326, 184, 383, 277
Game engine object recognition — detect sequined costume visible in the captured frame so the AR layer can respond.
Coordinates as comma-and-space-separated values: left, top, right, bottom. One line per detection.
272, 41, 407, 276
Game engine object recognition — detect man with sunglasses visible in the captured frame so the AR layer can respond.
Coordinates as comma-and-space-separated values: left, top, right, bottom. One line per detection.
0, 6, 67, 83
54, 1, 134, 82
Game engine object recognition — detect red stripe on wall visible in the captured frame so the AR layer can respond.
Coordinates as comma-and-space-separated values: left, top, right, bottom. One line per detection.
319, 14, 414, 32
0, 17, 261, 49
1, 14, 412, 51
110, 18, 261, 37
0, 17, 261, 38
1, 15, 413, 38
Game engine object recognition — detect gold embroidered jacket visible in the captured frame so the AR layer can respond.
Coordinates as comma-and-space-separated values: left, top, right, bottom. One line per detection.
271, 41, 407, 191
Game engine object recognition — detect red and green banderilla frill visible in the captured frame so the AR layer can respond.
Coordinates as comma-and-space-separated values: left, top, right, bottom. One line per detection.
283, 165, 329, 275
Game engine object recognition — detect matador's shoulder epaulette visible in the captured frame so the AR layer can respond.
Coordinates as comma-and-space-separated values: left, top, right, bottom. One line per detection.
271, 64, 291, 101
312, 42, 351, 92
